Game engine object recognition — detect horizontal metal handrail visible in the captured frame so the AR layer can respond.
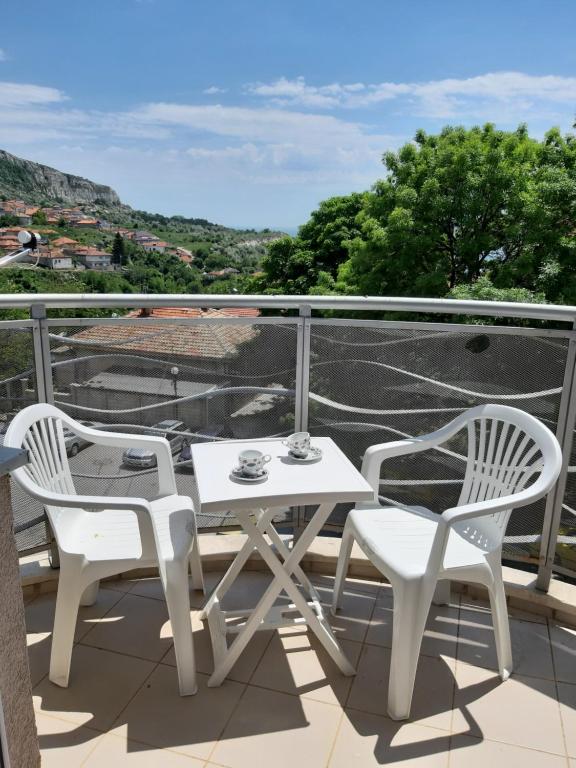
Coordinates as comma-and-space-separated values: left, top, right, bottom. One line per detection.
0, 292, 575, 322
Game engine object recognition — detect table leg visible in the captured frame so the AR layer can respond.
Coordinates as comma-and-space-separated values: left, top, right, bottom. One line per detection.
260, 517, 316, 597
208, 503, 355, 687
199, 507, 278, 621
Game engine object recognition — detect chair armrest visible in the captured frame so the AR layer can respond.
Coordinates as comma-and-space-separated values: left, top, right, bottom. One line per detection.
70, 424, 178, 496
361, 417, 467, 492
12, 466, 154, 541
441, 486, 542, 526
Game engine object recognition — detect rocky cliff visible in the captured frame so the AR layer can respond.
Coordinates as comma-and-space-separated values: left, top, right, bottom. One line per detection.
0, 149, 121, 206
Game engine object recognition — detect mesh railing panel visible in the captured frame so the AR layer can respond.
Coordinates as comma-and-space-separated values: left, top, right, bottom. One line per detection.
0, 324, 43, 551
305, 322, 567, 562
46, 319, 298, 531
555, 429, 576, 573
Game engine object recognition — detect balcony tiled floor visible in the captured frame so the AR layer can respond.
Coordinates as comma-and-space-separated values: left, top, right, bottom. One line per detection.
27, 571, 576, 767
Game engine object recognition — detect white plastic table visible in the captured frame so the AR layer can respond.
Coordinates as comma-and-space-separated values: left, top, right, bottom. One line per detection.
191, 436, 375, 687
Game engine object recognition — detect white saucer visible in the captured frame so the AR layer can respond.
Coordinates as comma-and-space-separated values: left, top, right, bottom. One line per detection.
288, 446, 323, 463
230, 467, 269, 483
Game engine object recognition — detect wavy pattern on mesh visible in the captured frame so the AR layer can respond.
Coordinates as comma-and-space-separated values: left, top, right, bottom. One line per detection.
307, 324, 566, 561
43, 321, 299, 531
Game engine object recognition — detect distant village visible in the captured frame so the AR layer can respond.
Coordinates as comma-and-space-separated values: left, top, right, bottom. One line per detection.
0, 199, 242, 281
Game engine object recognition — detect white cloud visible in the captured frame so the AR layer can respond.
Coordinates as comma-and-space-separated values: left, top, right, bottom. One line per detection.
0, 81, 66, 107
203, 85, 227, 95
247, 72, 576, 121
4, 70, 575, 227
0, 49, 7, 62
133, 102, 384, 147
246, 76, 367, 108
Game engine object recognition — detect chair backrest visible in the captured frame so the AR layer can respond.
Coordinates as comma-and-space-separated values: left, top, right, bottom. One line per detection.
5, 404, 79, 530
454, 404, 562, 544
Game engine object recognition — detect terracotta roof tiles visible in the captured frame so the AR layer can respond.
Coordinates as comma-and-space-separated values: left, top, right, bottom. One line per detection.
67, 308, 260, 360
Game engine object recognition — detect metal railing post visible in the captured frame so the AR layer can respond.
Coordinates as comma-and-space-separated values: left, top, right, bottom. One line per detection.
294, 305, 311, 433
30, 303, 59, 567
536, 322, 576, 591
30, 304, 54, 405
293, 305, 312, 536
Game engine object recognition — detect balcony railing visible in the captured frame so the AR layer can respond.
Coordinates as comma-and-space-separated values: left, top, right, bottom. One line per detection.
2, 292, 576, 593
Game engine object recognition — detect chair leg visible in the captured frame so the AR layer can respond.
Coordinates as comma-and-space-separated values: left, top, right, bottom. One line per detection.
160, 559, 197, 696
331, 523, 354, 615
49, 564, 85, 688
387, 579, 432, 721
80, 580, 100, 606
189, 536, 205, 594
488, 577, 513, 680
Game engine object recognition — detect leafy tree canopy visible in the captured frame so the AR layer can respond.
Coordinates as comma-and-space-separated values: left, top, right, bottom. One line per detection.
258, 124, 576, 307
255, 193, 365, 294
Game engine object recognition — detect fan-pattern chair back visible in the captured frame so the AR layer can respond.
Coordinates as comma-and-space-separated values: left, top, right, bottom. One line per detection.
455, 413, 546, 549
7, 408, 77, 532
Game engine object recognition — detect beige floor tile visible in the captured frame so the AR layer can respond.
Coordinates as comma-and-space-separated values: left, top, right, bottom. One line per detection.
103, 577, 136, 593
36, 712, 103, 768
460, 594, 546, 625
457, 610, 554, 679
549, 623, 576, 684
27, 632, 52, 687
320, 586, 377, 644
365, 601, 459, 660
556, 682, 576, 757
212, 685, 342, 768
329, 709, 450, 768
452, 662, 564, 754
250, 629, 362, 706
33, 645, 155, 731
26, 588, 129, 687
129, 574, 213, 608
81, 592, 173, 661
83, 733, 205, 766
449, 734, 566, 767
346, 643, 455, 731
310, 572, 382, 596
25, 587, 124, 641
110, 665, 245, 760
161, 611, 273, 683
215, 570, 295, 611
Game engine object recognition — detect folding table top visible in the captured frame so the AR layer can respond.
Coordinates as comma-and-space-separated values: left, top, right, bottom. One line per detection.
191, 436, 375, 513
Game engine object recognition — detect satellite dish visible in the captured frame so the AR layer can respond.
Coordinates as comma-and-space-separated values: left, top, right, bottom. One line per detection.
17, 231, 41, 249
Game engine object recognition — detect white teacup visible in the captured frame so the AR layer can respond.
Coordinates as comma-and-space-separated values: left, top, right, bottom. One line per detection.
238, 449, 271, 477
283, 431, 310, 458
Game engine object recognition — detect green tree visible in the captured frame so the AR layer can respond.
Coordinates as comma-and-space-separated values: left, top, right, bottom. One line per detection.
0, 213, 19, 227
111, 232, 125, 267
340, 124, 576, 300
258, 193, 365, 294
31, 210, 47, 225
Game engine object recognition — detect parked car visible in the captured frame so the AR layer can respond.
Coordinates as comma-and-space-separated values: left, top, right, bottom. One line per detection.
122, 419, 189, 469
177, 425, 225, 472
64, 420, 103, 457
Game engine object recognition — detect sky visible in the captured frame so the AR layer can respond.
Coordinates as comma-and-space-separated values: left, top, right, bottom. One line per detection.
1, 0, 576, 230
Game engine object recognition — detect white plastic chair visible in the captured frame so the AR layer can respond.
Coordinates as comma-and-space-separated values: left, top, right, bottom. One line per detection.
6, 403, 204, 696
332, 404, 562, 720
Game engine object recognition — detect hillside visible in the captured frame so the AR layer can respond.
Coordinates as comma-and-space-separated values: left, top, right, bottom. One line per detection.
0, 148, 284, 268
0, 149, 120, 206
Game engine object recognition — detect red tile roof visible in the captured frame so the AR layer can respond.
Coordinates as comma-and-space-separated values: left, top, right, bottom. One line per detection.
66, 307, 261, 360
128, 307, 260, 319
